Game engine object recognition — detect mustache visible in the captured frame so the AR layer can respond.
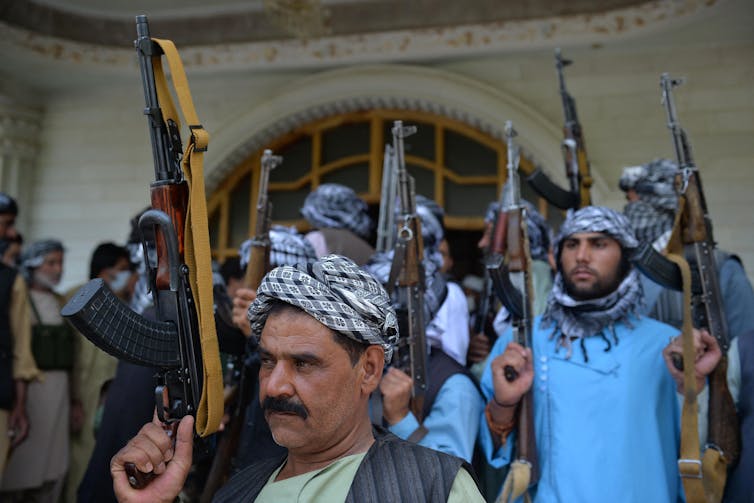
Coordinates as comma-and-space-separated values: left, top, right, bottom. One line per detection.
262, 396, 308, 420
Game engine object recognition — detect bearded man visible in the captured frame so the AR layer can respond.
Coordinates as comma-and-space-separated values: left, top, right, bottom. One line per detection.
479, 206, 721, 502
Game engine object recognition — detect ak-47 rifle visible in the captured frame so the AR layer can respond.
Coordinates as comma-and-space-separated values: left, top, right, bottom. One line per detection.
527, 48, 593, 209
200, 149, 281, 502
61, 15, 222, 488
487, 121, 539, 496
386, 120, 428, 421
634, 75, 739, 475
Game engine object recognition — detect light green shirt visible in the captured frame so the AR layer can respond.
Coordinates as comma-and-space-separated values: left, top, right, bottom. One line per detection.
255, 452, 484, 502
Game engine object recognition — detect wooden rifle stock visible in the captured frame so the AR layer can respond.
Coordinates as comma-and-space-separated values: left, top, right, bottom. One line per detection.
150, 183, 189, 289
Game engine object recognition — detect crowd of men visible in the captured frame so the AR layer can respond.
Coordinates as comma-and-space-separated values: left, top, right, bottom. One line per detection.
1, 155, 753, 502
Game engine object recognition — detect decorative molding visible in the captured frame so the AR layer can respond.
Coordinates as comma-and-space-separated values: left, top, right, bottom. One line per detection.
0, 0, 721, 71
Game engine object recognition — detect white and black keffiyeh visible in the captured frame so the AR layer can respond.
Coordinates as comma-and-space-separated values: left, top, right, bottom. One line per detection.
620, 158, 679, 245
414, 195, 445, 251
248, 254, 398, 363
239, 225, 317, 270
543, 206, 643, 361
301, 184, 372, 240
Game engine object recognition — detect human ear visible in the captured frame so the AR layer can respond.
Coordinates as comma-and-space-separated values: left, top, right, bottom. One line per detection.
359, 345, 385, 395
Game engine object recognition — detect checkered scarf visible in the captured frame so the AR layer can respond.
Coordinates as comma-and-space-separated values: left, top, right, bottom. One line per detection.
301, 184, 372, 240
239, 225, 317, 270
414, 195, 445, 251
542, 206, 643, 360
248, 254, 398, 363
484, 199, 552, 262
363, 250, 447, 328
620, 159, 679, 244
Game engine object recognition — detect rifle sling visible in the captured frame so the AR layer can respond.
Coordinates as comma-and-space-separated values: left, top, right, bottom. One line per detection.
152, 38, 223, 437
666, 197, 726, 503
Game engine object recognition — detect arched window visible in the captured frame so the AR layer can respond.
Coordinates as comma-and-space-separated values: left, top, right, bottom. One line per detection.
207, 109, 562, 277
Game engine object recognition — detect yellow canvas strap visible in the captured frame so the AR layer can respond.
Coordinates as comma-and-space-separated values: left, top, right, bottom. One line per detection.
665, 197, 725, 503
151, 38, 222, 437
496, 460, 531, 503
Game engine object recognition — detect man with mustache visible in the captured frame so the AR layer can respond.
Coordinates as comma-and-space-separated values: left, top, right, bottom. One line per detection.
479, 206, 721, 502
2, 239, 72, 502
111, 255, 485, 502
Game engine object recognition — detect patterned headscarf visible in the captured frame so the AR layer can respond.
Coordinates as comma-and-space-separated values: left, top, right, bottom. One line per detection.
363, 250, 447, 330
239, 225, 317, 270
301, 184, 372, 240
248, 254, 398, 363
414, 195, 445, 251
19, 239, 64, 279
620, 159, 679, 245
484, 199, 552, 262
542, 206, 643, 361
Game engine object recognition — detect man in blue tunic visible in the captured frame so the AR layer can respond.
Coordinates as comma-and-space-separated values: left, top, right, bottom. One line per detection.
479, 206, 721, 502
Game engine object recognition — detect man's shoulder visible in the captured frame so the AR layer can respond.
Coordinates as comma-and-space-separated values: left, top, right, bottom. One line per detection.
371, 426, 467, 468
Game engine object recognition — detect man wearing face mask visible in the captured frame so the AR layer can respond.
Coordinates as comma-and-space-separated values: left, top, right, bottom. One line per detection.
65, 242, 136, 503
1, 239, 72, 502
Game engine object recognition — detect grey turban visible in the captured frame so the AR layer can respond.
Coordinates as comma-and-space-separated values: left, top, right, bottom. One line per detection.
484, 199, 552, 262
19, 239, 64, 278
555, 206, 638, 259
248, 254, 398, 363
239, 225, 317, 270
301, 184, 372, 240
620, 159, 679, 244
414, 195, 445, 251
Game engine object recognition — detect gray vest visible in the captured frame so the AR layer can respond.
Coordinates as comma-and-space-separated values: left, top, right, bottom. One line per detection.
214, 426, 472, 502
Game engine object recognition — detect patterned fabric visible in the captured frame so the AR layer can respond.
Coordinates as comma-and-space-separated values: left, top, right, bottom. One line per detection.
414, 195, 445, 251
620, 159, 679, 245
301, 184, 372, 240
248, 255, 398, 363
363, 250, 447, 330
484, 199, 552, 262
19, 239, 64, 278
239, 225, 317, 270
553, 206, 638, 258
543, 206, 643, 359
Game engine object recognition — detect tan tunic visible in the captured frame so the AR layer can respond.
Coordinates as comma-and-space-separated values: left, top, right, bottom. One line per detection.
1, 289, 68, 493
0, 275, 40, 478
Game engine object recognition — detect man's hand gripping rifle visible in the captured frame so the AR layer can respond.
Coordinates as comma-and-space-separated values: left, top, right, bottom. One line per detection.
61, 15, 223, 488
528, 49, 593, 210
487, 121, 539, 493
385, 120, 428, 422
